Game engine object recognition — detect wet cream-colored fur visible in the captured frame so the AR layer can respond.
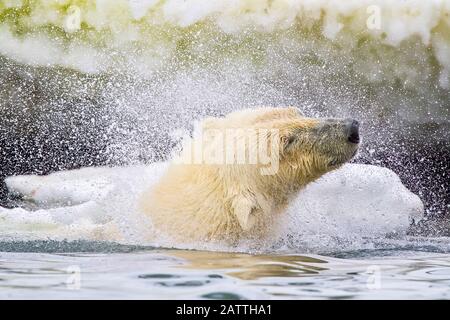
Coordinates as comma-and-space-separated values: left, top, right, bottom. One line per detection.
140, 107, 356, 244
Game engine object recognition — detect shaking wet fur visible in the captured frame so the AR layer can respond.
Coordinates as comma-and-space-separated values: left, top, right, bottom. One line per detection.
140, 107, 359, 243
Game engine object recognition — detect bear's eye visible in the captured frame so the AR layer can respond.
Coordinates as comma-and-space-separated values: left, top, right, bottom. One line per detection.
283, 135, 297, 151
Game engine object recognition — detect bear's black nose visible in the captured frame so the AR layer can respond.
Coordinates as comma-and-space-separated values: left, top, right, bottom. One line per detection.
347, 119, 360, 144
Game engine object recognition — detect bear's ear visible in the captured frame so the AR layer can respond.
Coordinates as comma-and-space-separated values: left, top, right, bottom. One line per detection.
285, 106, 304, 118
201, 116, 222, 130
232, 195, 258, 231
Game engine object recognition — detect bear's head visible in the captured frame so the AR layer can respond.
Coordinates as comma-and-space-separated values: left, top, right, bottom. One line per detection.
192, 107, 361, 233
148, 107, 360, 241
197, 106, 359, 180
273, 109, 360, 182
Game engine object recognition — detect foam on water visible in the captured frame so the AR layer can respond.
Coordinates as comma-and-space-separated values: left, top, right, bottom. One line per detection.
0, 163, 424, 253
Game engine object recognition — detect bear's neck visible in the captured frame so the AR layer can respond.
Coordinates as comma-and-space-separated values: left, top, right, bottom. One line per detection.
257, 167, 329, 207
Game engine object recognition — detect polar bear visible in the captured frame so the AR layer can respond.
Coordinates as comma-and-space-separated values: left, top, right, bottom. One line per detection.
140, 107, 360, 243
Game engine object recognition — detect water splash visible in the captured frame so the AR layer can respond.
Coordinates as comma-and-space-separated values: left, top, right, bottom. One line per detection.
0, 163, 424, 253
0, 1, 448, 221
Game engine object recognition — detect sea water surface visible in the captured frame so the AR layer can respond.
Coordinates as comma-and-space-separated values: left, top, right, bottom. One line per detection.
1, 240, 450, 299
